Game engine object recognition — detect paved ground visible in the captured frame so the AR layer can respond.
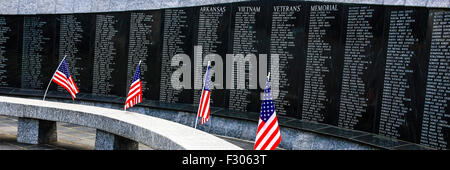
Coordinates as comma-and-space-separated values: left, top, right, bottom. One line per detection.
0, 115, 258, 150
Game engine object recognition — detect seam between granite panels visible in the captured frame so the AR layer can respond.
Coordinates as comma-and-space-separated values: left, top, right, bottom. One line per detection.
310, 130, 386, 149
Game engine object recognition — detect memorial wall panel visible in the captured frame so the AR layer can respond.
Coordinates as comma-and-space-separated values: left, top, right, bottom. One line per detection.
268, 0, 307, 117
337, 4, 386, 133
419, 9, 450, 149
92, 12, 130, 97
227, 1, 271, 113
300, 2, 345, 126
57, 14, 96, 93
0, 16, 22, 88
192, 4, 232, 108
159, 7, 195, 104
378, 7, 429, 143
127, 10, 162, 100
21, 15, 58, 90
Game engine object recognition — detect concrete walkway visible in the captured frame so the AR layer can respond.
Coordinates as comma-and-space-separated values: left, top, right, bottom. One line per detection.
0, 115, 257, 150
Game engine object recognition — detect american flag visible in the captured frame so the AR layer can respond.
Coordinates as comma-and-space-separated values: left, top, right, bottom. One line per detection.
52, 58, 79, 99
124, 61, 142, 110
197, 64, 211, 125
254, 73, 281, 150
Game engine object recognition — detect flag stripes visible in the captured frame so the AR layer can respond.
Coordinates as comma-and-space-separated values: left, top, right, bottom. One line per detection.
254, 113, 281, 150
197, 90, 211, 124
254, 73, 281, 150
124, 61, 142, 110
196, 63, 212, 126
51, 58, 79, 100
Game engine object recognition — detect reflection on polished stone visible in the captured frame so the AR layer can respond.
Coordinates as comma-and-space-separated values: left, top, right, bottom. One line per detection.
214, 109, 259, 122
11, 88, 44, 97
281, 127, 375, 150
283, 119, 329, 131
353, 135, 409, 149
316, 127, 368, 139
393, 144, 435, 150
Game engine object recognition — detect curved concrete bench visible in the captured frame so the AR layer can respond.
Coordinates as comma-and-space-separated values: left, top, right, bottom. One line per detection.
0, 96, 241, 150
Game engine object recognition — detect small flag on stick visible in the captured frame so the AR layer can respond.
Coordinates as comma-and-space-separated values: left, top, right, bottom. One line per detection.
254, 72, 281, 150
124, 60, 142, 110
43, 56, 79, 100
195, 62, 212, 128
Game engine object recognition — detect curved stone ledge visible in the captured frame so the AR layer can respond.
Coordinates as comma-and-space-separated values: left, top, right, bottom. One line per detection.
0, 96, 242, 150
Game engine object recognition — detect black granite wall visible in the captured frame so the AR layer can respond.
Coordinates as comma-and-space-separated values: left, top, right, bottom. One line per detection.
0, 1, 448, 149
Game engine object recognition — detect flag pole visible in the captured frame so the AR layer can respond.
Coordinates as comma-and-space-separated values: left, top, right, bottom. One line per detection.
194, 61, 210, 129
43, 55, 67, 101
